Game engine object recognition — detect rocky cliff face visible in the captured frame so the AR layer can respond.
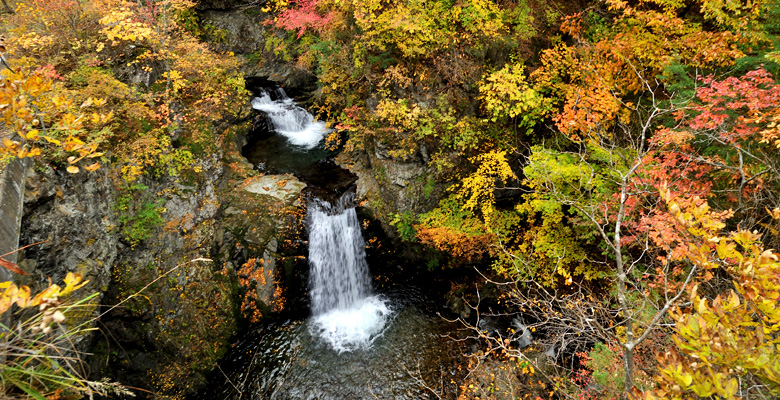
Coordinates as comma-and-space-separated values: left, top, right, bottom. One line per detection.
197, 5, 317, 97
18, 166, 119, 316
337, 140, 448, 227
0, 158, 30, 282
14, 126, 307, 398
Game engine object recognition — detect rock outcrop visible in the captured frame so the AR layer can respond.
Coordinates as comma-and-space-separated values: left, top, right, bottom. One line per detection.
336, 139, 449, 232
13, 125, 307, 398
0, 158, 30, 282
18, 166, 119, 310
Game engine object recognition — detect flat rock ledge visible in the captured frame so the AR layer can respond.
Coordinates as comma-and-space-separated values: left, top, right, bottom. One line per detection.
242, 174, 307, 204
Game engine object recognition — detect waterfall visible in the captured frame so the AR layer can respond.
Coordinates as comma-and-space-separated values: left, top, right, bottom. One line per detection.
308, 196, 372, 315
251, 87, 330, 149
307, 195, 391, 352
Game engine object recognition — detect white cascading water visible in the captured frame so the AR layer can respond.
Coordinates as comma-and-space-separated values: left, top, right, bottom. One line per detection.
307, 195, 391, 352
250, 88, 330, 149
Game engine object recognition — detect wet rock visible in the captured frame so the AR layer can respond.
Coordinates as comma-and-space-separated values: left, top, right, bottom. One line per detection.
256, 238, 278, 303
250, 65, 317, 98
217, 142, 307, 318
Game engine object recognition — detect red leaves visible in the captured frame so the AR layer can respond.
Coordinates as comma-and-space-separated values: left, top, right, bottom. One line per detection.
690, 68, 780, 136
275, 0, 334, 38
34, 64, 63, 81
618, 70, 780, 274
698, 68, 779, 108
0, 257, 28, 275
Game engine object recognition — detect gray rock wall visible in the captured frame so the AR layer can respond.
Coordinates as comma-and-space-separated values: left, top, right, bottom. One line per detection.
0, 158, 29, 282
18, 166, 118, 297
197, 6, 317, 92
337, 140, 448, 225
11, 144, 307, 398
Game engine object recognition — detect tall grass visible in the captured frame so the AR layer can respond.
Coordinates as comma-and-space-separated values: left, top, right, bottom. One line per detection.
0, 283, 133, 399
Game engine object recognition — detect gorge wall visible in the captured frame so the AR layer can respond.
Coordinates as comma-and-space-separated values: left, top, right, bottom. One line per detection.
13, 125, 307, 398
0, 157, 28, 281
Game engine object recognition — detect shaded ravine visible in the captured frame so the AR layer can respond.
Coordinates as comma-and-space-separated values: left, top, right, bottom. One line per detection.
241, 83, 356, 199
196, 286, 463, 399
193, 83, 465, 399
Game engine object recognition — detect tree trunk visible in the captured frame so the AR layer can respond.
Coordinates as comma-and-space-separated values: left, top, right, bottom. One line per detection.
624, 339, 634, 397
0, 0, 13, 14
615, 174, 635, 396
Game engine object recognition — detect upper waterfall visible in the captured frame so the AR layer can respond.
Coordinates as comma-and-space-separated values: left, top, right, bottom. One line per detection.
250, 87, 330, 149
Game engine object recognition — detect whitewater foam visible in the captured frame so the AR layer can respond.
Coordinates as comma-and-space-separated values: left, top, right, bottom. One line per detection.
309, 295, 392, 353
250, 89, 329, 149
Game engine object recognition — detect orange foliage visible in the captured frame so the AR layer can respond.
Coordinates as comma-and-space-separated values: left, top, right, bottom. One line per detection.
0, 67, 107, 172
533, 3, 746, 140
755, 106, 780, 148
416, 226, 494, 264
237, 258, 266, 322
554, 84, 620, 140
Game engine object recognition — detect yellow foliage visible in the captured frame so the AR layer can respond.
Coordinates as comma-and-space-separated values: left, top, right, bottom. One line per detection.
0, 272, 88, 315
100, 7, 157, 46
0, 67, 106, 171
479, 62, 545, 128
646, 193, 780, 399
159, 69, 188, 93
2, 0, 246, 183
456, 150, 516, 228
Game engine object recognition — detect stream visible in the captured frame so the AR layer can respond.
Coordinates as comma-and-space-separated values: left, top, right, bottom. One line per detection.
195, 85, 465, 399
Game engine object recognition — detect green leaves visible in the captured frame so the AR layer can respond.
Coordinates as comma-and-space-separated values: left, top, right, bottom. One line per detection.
523, 142, 631, 204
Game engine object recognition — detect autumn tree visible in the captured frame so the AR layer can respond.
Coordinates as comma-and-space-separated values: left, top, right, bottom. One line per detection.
1, 0, 246, 181
413, 1, 780, 398
645, 195, 780, 399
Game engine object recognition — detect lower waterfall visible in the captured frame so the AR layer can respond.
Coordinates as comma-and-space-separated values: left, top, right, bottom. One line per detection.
307, 196, 391, 352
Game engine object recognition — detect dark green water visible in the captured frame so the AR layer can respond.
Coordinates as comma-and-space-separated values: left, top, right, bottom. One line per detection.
197, 287, 465, 400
